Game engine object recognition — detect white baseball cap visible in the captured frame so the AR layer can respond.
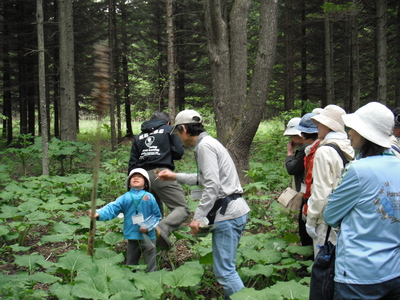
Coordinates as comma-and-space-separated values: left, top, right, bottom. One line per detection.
171, 109, 202, 133
283, 117, 302, 136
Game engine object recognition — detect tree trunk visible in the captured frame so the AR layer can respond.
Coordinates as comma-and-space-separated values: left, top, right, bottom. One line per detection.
37, 0, 49, 175
324, 0, 334, 105
350, 7, 360, 112
58, 0, 77, 141
2, 0, 12, 143
284, 0, 295, 111
300, 0, 307, 110
376, 0, 387, 104
167, 0, 176, 119
120, 3, 133, 138
204, 0, 279, 183
108, 0, 117, 150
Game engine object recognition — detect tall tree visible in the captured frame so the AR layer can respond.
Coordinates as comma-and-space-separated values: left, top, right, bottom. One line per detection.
166, 0, 176, 119
37, 0, 49, 175
376, 0, 387, 104
323, 0, 334, 106
350, 3, 360, 112
284, 0, 295, 111
204, 0, 279, 181
58, 0, 77, 141
2, 0, 13, 143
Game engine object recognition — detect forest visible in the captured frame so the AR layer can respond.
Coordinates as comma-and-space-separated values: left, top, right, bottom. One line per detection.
1, 1, 400, 146
0, 0, 399, 299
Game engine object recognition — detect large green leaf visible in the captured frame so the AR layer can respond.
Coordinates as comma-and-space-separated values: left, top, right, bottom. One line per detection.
239, 248, 282, 264
0, 225, 10, 236
162, 261, 203, 288
270, 280, 309, 300
53, 222, 81, 234
239, 235, 265, 249
231, 287, 283, 300
239, 264, 274, 280
103, 232, 124, 246
41, 233, 74, 243
14, 253, 54, 270
132, 269, 168, 299
0, 205, 21, 218
286, 245, 314, 257
72, 268, 109, 300
50, 283, 80, 300
108, 277, 141, 297
56, 250, 93, 273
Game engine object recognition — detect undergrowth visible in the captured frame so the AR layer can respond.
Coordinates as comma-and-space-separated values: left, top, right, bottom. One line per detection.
0, 117, 312, 300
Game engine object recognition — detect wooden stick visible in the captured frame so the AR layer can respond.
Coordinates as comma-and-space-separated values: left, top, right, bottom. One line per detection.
87, 41, 110, 256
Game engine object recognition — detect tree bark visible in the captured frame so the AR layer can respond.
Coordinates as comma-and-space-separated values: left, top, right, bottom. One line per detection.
376, 0, 387, 104
2, 0, 13, 143
350, 7, 360, 112
37, 0, 49, 175
324, 0, 334, 105
58, 0, 77, 141
108, 0, 117, 150
167, 0, 176, 119
204, 0, 279, 182
284, 0, 295, 111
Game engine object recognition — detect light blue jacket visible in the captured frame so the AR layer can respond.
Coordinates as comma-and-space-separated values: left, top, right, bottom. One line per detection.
97, 189, 161, 240
324, 154, 400, 284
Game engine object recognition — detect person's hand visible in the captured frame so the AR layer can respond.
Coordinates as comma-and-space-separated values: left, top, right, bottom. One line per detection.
287, 141, 295, 156
88, 211, 99, 219
139, 227, 148, 233
189, 220, 201, 236
306, 223, 317, 239
157, 169, 177, 181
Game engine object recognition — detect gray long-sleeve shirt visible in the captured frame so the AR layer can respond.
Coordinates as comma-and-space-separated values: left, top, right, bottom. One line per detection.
176, 132, 250, 222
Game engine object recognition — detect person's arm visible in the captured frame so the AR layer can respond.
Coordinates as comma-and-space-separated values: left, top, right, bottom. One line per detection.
324, 164, 360, 228
170, 134, 185, 160
193, 143, 220, 222
96, 197, 124, 221
285, 145, 305, 176
307, 148, 335, 227
128, 140, 140, 174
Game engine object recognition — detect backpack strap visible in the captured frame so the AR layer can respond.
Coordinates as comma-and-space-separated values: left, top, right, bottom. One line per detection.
324, 143, 349, 166
392, 145, 400, 154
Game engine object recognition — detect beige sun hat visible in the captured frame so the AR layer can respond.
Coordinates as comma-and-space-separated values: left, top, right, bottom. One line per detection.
311, 104, 346, 134
342, 102, 393, 148
283, 117, 302, 136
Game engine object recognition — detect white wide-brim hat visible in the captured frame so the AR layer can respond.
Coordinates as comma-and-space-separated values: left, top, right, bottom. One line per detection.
342, 102, 394, 148
311, 105, 346, 134
126, 168, 150, 191
283, 117, 302, 136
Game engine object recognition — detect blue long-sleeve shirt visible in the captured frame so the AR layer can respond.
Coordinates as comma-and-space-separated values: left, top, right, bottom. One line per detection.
97, 189, 161, 240
324, 154, 400, 284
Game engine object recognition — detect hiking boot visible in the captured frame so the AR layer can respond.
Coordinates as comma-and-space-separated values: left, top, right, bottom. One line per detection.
156, 226, 171, 250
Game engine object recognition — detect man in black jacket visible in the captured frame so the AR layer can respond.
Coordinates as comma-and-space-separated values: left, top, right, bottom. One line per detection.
128, 111, 190, 250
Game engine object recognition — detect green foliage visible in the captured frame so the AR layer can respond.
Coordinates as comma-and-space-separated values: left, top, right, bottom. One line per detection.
0, 119, 313, 299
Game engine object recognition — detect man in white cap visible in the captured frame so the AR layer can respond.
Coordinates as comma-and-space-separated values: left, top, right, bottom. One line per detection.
306, 105, 354, 256
158, 109, 250, 300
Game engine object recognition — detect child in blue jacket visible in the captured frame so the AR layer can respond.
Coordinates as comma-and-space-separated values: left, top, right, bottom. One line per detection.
90, 168, 161, 272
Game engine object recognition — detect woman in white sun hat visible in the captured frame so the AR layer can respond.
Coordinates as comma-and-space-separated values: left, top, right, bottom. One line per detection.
324, 102, 400, 300
306, 105, 355, 257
